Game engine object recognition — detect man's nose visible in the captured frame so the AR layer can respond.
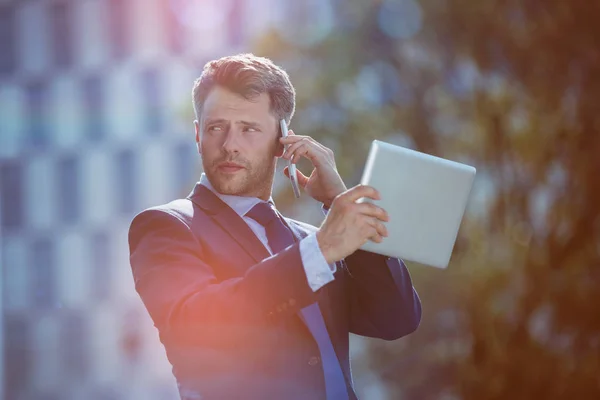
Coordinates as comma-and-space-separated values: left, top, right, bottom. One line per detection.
221, 129, 241, 153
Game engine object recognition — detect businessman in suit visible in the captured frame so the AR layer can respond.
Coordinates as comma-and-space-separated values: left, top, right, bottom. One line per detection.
128, 53, 421, 400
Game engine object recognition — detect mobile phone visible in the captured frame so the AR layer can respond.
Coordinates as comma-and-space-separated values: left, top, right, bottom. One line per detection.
280, 119, 301, 198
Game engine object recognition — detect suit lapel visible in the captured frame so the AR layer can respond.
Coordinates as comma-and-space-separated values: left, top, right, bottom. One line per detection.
188, 184, 336, 332
187, 184, 270, 263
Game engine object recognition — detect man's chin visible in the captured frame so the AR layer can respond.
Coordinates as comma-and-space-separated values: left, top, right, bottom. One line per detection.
215, 184, 245, 196
209, 172, 248, 196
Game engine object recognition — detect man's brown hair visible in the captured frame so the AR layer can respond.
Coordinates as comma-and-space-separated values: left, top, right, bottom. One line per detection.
192, 53, 296, 124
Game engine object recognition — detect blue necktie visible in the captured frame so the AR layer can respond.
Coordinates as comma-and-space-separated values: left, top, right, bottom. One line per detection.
246, 202, 349, 400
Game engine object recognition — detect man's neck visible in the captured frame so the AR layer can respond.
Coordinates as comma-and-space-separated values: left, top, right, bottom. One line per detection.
198, 173, 275, 217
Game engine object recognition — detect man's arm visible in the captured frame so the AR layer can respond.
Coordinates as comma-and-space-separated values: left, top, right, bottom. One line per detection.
344, 250, 421, 341
128, 208, 319, 344
318, 202, 421, 340
278, 133, 421, 339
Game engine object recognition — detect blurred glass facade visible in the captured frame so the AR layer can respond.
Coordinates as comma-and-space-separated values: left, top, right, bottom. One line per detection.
0, 0, 315, 399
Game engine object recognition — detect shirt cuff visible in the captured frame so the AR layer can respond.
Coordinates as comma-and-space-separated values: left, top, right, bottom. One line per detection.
299, 233, 336, 292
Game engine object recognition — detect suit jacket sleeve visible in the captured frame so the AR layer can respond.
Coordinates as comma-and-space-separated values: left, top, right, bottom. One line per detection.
344, 250, 422, 340
128, 209, 319, 344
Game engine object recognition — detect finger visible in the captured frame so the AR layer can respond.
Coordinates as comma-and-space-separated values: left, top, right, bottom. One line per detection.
363, 217, 388, 236
376, 221, 388, 237
284, 140, 329, 166
364, 216, 388, 237
362, 225, 384, 243
281, 135, 331, 156
291, 144, 310, 164
280, 133, 310, 145
341, 184, 380, 204
286, 136, 334, 157
283, 139, 314, 159
283, 139, 308, 160
281, 136, 333, 165
369, 234, 384, 243
283, 165, 310, 187
283, 166, 309, 187
356, 202, 389, 222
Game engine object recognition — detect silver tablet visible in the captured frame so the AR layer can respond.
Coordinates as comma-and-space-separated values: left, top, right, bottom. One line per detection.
358, 140, 476, 268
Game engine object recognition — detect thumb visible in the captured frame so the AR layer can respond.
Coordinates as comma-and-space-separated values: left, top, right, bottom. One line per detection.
283, 166, 309, 187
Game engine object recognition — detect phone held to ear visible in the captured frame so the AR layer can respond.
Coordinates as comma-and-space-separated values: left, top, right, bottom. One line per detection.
280, 119, 301, 198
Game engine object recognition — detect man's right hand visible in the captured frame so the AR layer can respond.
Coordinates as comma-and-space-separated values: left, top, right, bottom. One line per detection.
316, 184, 390, 264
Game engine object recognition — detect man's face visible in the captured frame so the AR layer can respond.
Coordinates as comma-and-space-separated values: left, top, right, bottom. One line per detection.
195, 86, 282, 199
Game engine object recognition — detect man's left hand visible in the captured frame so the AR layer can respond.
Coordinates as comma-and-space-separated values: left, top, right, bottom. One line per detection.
280, 131, 347, 207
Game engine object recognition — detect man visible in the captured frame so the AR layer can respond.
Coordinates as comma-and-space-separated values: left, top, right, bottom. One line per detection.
128, 53, 421, 400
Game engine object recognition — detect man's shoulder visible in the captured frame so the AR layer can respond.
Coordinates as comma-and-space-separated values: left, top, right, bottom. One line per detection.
132, 198, 198, 228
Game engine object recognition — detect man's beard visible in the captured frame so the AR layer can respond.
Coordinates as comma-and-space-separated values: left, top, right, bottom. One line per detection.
204, 156, 274, 197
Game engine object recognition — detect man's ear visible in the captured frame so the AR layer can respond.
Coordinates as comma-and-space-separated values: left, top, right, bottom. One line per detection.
194, 120, 201, 155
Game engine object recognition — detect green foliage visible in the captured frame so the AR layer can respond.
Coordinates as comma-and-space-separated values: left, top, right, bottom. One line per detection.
254, 0, 600, 398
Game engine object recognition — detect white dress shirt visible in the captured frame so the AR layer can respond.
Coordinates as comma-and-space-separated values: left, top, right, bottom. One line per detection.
199, 174, 336, 291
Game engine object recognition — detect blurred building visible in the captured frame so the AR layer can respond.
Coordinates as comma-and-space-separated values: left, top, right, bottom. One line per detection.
0, 0, 331, 399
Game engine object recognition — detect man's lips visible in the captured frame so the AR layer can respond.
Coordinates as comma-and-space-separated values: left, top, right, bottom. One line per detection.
217, 162, 245, 172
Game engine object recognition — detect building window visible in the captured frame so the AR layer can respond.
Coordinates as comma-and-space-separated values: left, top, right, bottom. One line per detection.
51, 2, 73, 69
31, 238, 56, 308
88, 386, 122, 400
26, 81, 50, 149
115, 149, 136, 215
122, 308, 143, 365
0, 5, 16, 75
90, 231, 111, 301
57, 156, 80, 224
173, 142, 197, 195
140, 68, 162, 134
4, 314, 31, 399
107, 0, 130, 60
60, 311, 88, 379
0, 161, 23, 230
227, 0, 245, 47
82, 75, 105, 141
163, 0, 184, 54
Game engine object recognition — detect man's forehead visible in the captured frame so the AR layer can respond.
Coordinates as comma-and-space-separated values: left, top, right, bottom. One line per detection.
201, 88, 277, 125
204, 86, 270, 110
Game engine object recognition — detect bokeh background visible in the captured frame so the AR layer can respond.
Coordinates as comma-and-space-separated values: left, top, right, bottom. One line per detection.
1, 0, 599, 399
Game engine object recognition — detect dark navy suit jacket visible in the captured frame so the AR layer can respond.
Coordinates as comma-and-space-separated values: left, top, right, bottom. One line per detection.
128, 183, 422, 400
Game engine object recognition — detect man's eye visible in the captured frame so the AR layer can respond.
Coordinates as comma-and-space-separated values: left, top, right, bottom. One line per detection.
243, 127, 258, 132
208, 126, 222, 132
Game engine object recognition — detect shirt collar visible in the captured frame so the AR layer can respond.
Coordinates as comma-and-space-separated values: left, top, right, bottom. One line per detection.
199, 173, 275, 217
